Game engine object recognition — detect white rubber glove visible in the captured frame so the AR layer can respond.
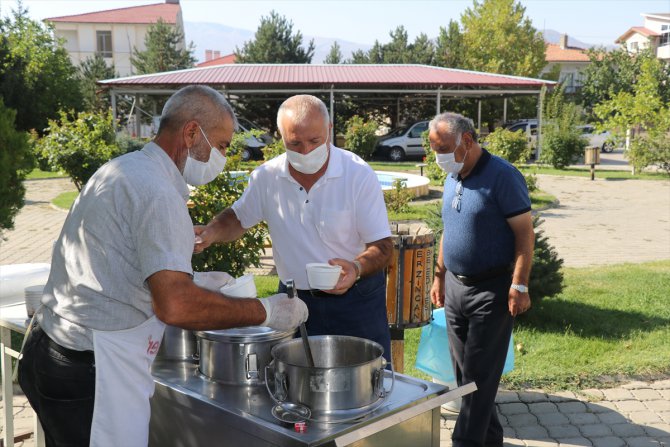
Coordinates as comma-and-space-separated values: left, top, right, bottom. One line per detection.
258, 294, 309, 331
193, 271, 234, 292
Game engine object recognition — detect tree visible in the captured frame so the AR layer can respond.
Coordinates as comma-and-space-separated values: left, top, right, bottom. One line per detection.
79, 54, 117, 112
460, 0, 546, 77
594, 56, 670, 173
324, 41, 343, 64
131, 18, 196, 74
235, 11, 314, 63
0, 4, 82, 133
435, 20, 465, 68
540, 85, 587, 168
346, 26, 434, 64
0, 99, 33, 232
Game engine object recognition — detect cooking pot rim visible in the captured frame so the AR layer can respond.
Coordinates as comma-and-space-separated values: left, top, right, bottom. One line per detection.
271, 335, 385, 369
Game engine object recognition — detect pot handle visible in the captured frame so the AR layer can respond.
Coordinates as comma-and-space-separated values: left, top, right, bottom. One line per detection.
264, 362, 287, 405
374, 359, 395, 399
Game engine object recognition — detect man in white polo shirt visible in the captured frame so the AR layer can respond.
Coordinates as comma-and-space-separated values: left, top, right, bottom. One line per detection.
195, 94, 393, 361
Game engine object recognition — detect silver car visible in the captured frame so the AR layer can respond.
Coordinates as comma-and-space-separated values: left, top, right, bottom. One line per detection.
374, 121, 429, 161
577, 125, 615, 153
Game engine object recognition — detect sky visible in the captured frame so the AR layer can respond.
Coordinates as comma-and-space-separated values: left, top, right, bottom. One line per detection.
1, 0, 669, 47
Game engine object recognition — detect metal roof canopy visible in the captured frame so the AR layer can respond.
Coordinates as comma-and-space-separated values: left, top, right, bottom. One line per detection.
99, 64, 554, 136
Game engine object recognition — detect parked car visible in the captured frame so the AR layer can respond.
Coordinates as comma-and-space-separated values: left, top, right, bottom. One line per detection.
237, 117, 272, 161
504, 119, 538, 158
577, 125, 615, 153
373, 121, 429, 161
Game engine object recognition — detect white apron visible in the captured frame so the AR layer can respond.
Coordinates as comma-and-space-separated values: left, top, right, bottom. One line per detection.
89, 316, 165, 447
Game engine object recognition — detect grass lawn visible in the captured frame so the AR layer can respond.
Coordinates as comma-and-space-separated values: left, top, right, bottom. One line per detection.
520, 165, 669, 181
52, 191, 78, 210
253, 260, 670, 390
26, 168, 67, 180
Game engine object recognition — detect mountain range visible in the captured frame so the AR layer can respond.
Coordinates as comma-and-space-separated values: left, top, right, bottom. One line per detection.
183, 21, 612, 64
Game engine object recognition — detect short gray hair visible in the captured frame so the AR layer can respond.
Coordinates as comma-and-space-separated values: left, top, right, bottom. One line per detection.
158, 85, 237, 134
276, 95, 330, 135
429, 112, 476, 145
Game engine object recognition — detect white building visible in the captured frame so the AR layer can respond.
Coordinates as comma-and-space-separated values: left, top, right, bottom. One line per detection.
616, 12, 670, 60
542, 34, 591, 94
45, 0, 184, 77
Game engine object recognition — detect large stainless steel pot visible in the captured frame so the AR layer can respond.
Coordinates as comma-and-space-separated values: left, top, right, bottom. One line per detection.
196, 326, 295, 386
157, 325, 197, 361
267, 335, 388, 412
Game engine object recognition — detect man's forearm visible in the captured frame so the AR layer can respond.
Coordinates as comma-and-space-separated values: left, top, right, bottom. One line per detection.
510, 214, 535, 285
356, 237, 393, 277
208, 208, 246, 243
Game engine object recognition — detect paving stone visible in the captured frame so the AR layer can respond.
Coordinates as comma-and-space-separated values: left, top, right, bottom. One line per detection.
630, 389, 663, 401
601, 388, 634, 401
498, 413, 509, 426
537, 412, 570, 426
644, 399, 670, 412
496, 390, 520, 403
578, 423, 612, 437
642, 422, 670, 437
587, 401, 619, 413
622, 381, 651, 390
614, 400, 648, 412
660, 390, 670, 400
518, 391, 550, 403
507, 413, 539, 427
650, 380, 670, 390
597, 411, 629, 425
529, 402, 559, 414
502, 426, 517, 438
628, 410, 663, 424
658, 438, 670, 447
515, 424, 549, 439
554, 437, 592, 446
566, 412, 599, 425
624, 437, 664, 447
524, 440, 558, 447
549, 391, 578, 402
610, 423, 646, 437
499, 402, 529, 416
590, 437, 625, 447
578, 389, 604, 401
547, 425, 581, 438
503, 438, 526, 446
659, 411, 670, 424
556, 401, 587, 414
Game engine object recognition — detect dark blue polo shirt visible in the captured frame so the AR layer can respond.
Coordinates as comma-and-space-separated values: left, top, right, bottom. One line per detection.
441, 150, 531, 276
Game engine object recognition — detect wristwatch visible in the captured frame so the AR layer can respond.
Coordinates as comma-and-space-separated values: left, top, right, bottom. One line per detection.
511, 284, 528, 293
352, 260, 362, 281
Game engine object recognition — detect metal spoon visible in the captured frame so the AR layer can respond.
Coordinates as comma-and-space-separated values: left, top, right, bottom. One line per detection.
285, 279, 315, 368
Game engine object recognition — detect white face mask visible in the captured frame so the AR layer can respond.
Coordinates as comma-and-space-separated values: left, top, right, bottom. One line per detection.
435, 134, 466, 175
183, 126, 227, 186
285, 141, 329, 174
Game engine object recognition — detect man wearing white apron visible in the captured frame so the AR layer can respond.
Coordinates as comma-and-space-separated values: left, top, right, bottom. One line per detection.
18, 86, 307, 447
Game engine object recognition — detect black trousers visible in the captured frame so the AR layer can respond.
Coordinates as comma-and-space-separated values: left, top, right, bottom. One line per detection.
18, 324, 96, 447
444, 271, 514, 447
279, 272, 392, 364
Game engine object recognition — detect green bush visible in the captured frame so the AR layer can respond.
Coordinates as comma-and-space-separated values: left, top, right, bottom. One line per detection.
188, 171, 268, 277
628, 134, 670, 176
344, 115, 378, 160
383, 178, 412, 213
483, 128, 531, 164
540, 131, 587, 169
0, 99, 33, 231
36, 110, 123, 191
529, 215, 564, 302
116, 132, 147, 155
261, 137, 285, 161
422, 129, 447, 184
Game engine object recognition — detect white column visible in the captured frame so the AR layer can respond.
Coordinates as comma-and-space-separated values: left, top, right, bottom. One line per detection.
436, 87, 442, 115
330, 85, 335, 141
503, 97, 508, 124
477, 100, 482, 135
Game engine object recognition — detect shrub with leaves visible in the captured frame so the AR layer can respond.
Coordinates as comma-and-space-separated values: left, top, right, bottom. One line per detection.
261, 137, 285, 161
188, 172, 268, 277
422, 129, 447, 184
36, 110, 123, 191
383, 178, 412, 214
540, 85, 587, 169
628, 134, 670, 176
484, 127, 531, 164
344, 115, 378, 160
0, 99, 33, 232
529, 215, 564, 302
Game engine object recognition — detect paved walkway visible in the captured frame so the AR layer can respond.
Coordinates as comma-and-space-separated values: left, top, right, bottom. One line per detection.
1, 169, 670, 446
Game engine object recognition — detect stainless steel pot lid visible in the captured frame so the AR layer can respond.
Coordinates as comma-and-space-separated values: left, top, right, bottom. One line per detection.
195, 326, 295, 343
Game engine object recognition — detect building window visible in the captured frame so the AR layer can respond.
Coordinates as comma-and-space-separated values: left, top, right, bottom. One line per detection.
660, 25, 670, 47
629, 41, 639, 52
96, 31, 112, 58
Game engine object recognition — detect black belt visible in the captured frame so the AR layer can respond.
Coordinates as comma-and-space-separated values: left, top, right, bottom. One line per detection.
452, 264, 513, 287
298, 289, 337, 298
38, 326, 95, 363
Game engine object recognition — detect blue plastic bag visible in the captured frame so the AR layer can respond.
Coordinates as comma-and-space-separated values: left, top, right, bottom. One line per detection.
415, 308, 515, 383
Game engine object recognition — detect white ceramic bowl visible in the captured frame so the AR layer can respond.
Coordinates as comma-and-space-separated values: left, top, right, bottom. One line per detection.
220, 274, 257, 298
306, 263, 342, 290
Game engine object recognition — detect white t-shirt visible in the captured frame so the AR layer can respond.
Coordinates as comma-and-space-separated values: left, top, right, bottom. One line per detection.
232, 146, 391, 289
38, 142, 194, 351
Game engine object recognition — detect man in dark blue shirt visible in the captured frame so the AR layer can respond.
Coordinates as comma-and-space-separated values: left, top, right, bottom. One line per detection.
429, 112, 534, 447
